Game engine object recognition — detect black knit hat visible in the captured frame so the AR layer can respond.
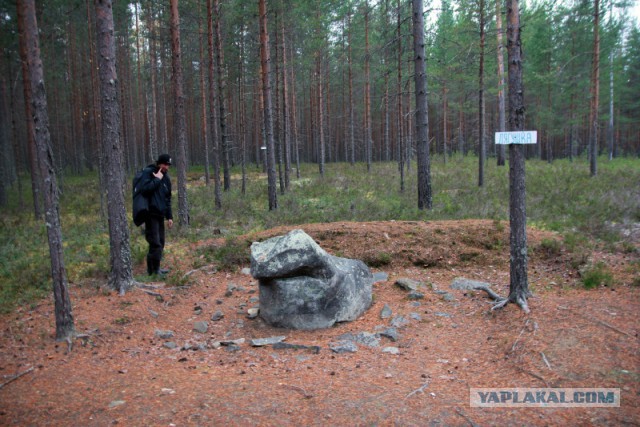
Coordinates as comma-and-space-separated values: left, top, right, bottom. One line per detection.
157, 154, 172, 165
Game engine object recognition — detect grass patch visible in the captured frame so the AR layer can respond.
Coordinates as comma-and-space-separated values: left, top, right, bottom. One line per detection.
581, 262, 614, 289
1, 156, 638, 311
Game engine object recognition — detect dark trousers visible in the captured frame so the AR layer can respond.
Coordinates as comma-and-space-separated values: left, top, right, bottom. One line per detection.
145, 215, 165, 275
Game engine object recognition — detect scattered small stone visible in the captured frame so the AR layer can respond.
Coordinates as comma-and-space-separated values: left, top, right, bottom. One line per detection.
225, 283, 237, 297
382, 347, 400, 355
434, 312, 452, 318
211, 310, 224, 321
194, 305, 203, 315
380, 304, 393, 319
209, 341, 222, 349
373, 272, 389, 283
220, 338, 245, 346
108, 400, 126, 408
442, 293, 456, 302
241, 268, 252, 275
329, 340, 358, 353
155, 330, 174, 339
163, 342, 177, 349
224, 344, 241, 352
161, 388, 175, 395
337, 332, 380, 347
247, 308, 259, 319
272, 342, 321, 354
250, 336, 287, 346
410, 312, 422, 321
451, 277, 491, 290
385, 373, 393, 378
411, 301, 421, 307
395, 278, 422, 291
149, 310, 159, 318
379, 327, 399, 342
216, 299, 224, 305
390, 315, 409, 328
249, 296, 260, 304
193, 321, 208, 334
407, 291, 424, 300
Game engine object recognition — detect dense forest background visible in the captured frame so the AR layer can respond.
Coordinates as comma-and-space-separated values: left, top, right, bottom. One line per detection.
0, 0, 639, 204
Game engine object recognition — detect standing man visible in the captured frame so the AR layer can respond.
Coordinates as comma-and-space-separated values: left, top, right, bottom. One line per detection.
139, 154, 174, 276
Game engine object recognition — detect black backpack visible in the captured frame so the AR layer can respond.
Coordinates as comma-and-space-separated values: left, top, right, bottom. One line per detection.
132, 169, 148, 226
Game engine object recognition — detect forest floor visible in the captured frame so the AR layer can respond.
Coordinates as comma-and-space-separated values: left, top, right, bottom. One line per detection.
0, 220, 638, 426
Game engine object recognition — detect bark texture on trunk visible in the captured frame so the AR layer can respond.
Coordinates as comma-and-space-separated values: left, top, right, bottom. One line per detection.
259, 0, 278, 210
505, 0, 530, 313
412, 0, 432, 210
95, 0, 134, 293
169, 0, 189, 225
18, 0, 75, 340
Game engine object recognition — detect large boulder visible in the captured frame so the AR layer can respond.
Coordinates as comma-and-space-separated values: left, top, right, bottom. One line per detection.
250, 229, 373, 329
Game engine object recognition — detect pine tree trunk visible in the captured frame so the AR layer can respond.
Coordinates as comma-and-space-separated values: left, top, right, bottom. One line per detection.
214, 0, 231, 191
281, 19, 291, 190
589, 0, 600, 176
348, 11, 355, 166
95, 0, 134, 294
146, 0, 159, 162
506, 0, 530, 312
478, 0, 486, 187
169, 0, 190, 225
198, 0, 210, 185
259, 0, 278, 210
496, 0, 506, 166
412, 0, 432, 210
207, 0, 222, 209
18, 0, 75, 340
364, 2, 372, 172
397, 0, 405, 191
16, 0, 42, 219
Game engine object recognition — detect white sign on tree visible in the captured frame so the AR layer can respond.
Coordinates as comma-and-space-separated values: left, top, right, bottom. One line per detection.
495, 131, 537, 145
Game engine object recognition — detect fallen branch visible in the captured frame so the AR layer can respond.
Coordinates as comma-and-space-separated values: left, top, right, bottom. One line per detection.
589, 318, 635, 339
455, 407, 479, 427
139, 289, 163, 298
405, 381, 429, 399
541, 352, 552, 370
182, 265, 217, 279
511, 319, 531, 352
0, 367, 34, 390
280, 384, 313, 399
516, 367, 549, 387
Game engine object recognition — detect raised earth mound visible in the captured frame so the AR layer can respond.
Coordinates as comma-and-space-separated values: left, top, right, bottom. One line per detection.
0, 220, 638, 425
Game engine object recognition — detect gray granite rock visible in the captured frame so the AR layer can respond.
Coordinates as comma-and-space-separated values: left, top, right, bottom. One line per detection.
250, 336, 287, 346
250, 229, 373, 329
272, 342, 321, 354
211, 310, 224, 321
155, 330, 174, 339
390, 315, 409, 328
329, 340, 358, 353
193, 321, 208, 334
395, 278, 422, 291
382, 347, 400, 355
407, 291, 425, 300
379, 327, 399, 342
380, 304, 393, 319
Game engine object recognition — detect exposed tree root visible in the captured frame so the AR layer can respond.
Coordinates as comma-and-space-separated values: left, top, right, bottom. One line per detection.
0, 367, 34, 390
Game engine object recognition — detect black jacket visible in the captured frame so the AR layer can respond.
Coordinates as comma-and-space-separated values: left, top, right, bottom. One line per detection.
139, 164, 173, 220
